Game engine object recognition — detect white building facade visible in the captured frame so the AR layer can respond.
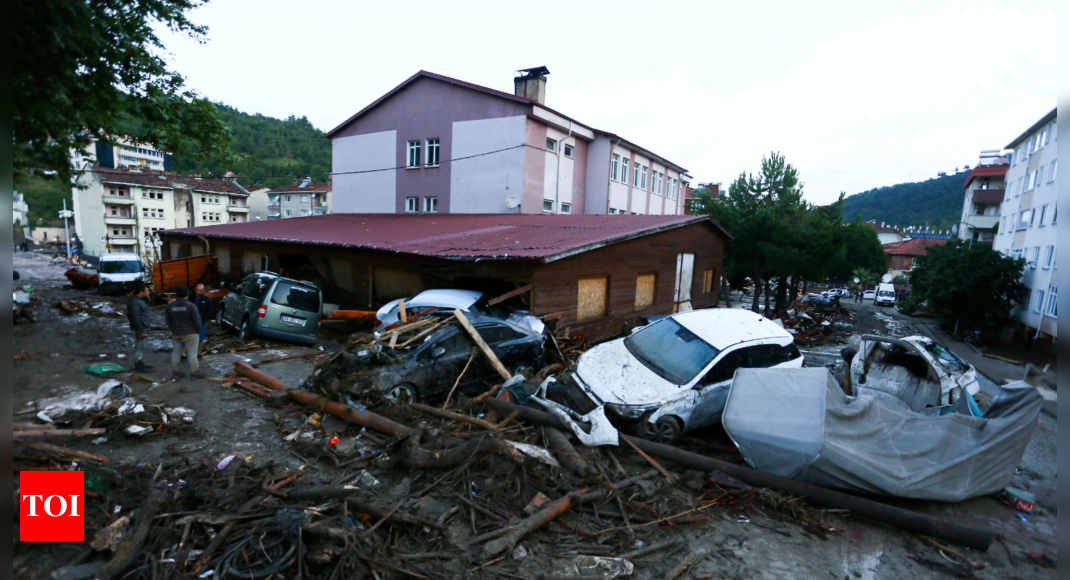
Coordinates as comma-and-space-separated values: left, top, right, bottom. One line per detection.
955, 150, 1009, 246
991, 109, 1057, 342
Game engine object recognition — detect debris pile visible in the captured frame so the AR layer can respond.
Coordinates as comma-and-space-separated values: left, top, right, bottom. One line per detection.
775, 300, 853, 345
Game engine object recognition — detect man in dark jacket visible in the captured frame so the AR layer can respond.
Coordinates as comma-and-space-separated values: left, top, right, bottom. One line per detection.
127, 283, 154, 372
165, 285, 202, 381
193, 284, 211, 359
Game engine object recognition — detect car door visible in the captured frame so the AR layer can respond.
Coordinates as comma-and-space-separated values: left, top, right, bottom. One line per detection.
688, 346, 758, 428
475, 322, 536, 386
413, 329, 479, 401
223, 276, 249, 325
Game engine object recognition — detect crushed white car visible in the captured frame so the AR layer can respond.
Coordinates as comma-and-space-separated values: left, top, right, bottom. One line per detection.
848, 334, 979, 411
536, 309, 803, 444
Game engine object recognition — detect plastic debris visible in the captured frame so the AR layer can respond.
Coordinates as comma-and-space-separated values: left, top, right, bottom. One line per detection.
124, 425, 152, 437
216, 455, 236, 470
83, 363, 126, 376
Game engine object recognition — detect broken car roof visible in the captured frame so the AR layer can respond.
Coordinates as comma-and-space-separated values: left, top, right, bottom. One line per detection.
674, 309, 793, 351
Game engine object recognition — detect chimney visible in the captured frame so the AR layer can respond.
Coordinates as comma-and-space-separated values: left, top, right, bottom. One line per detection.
514, 66, 550, 104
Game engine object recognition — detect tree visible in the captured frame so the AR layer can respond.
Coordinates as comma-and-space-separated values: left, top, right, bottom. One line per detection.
905, 240, 1027, 331
851, 267, 879, 291
828, 220, 888, 281
14, 0, 234, 184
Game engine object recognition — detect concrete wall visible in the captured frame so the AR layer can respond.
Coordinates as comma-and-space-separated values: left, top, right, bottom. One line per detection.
450, 116, 527, 213
584, 137, 612, 215
333, 130, 398, 213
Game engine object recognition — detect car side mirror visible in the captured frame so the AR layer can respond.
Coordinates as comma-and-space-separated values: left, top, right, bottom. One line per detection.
431, 347, 446, 358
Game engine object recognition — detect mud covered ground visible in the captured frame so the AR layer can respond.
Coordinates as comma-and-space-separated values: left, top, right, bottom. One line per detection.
12, 253, 1058, 579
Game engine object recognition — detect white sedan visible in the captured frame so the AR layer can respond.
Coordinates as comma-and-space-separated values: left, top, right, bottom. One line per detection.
541, 309, 804, 443
862, 290, 876, 301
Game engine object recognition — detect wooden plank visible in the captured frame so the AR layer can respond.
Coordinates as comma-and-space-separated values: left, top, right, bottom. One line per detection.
13, 428, 107, 438
454, 309, 512, 381
487, 283, 534, 306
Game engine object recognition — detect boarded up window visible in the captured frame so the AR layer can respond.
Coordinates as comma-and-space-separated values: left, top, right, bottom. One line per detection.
635, 273, 656, 309
577, 277, 609, 321
702, 269, 715, 293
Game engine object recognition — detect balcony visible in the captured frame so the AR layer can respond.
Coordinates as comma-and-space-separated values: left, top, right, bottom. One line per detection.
108, 237, 137, 246
103, 195, 135, 205
971, 189, 1004, 204
313, 207, 327, 216
267, 201, 281, 208
963, 215, 999, 229
104, 215, 137, 226
227, 206, 249, 213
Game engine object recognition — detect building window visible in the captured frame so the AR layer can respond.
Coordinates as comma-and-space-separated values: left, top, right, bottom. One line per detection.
1018, 210, 1030, 230
1033, 290, 1045, 313
1045, 286, 1057, 318
1030, 246, 1040, 268
577, 276, 609, 321
405, 197, 418, 213
1043, 246, 1054, 269
1050, 160, 1057, 182
641, 166, 648, 190
286, 195, 292, 202
635, 273, 657, 309
284, 209, 292, 217
611, 154, 621, 181
619, 209, 628, 215
609, 207, 618, 214
564, 144, 574, 158
546, 138, 557, 152
621, 159, 629, 185
702, 269, 715, 293
543, 200, 554, 213
423, 196, 438, 213
560, 202, 571, 214
407, 140, 421, 168
1038, 204, 1048, 225
426, 138, 440, 167
301, 195, 309, 203
633, 162, 640, 187
1000, 216, 1007, 233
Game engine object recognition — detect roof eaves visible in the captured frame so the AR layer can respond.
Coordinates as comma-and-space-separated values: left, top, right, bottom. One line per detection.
540, 216, 729, 263
1005, 108, 1057, 149
592, 129, 689, 174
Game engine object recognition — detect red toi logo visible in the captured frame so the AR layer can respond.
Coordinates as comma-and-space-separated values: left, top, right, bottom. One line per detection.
20, 471, 85, 541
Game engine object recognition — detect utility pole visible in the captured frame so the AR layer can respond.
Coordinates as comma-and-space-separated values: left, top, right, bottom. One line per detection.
58, 199, 75, 259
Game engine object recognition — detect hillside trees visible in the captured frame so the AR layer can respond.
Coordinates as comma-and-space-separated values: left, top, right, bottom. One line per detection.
829, 220, 889, 281
14, 0, 234, 184
840, 172, 968, 230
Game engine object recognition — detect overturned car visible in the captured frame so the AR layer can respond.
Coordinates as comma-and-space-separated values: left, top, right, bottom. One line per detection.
537, 309, 803, 443
846, 334, 979, 411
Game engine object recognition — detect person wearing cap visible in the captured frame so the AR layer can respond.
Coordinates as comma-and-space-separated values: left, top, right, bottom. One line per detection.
126, 282, 154, 373
165, 285, 203, 381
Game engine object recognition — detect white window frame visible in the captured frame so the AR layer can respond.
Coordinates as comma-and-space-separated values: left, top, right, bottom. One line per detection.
621, 159, 630, 185
407, 140, 421, 168
1049, 160, 1057, 182
405, 197, 418, 213
301, 195, 309, 203
633, 162, 640, 187
1030, 247, 1040, 268
609, 207, 618, 214
560, 202, 571, 214
546, 138, 557, 152
426, 138, 440, 167
563, 144, 574, 159
284, 209, 292, 217
1033, 290, 1044, 313
1043, 246, 1054, 269
1038, 204, 1048, 226
423, 196, 438, 213
641, 166, 648, 190
1044, 286, 1057, 318
543, 199, 554, 213
1000, 216, 1006, 233
611, 154, 620, 181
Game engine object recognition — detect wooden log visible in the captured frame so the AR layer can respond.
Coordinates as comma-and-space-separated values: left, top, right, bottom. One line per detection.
12, 428, 106, 438
14, 440, 108, 463
487, 283, 534, 306
97, 489, 165, 580
481, 491, 584, 558
400, 429, 523, 469
454, 309, 512, 381
478, 397, 994, 551
326, 310, 377, 323
410, 403, 516, 431
545, 427, 591, 477
664, 550, 707, 580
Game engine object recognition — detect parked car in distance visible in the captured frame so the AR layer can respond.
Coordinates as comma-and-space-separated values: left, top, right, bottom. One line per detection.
217, 272, 322, 346
875, 283, 897, 307
543, 309, 803, 443
824, 288, 849, 298
862, 289, 876, 301
98, 253, 144, 294
356, 315, 545, 403
375, 289, 489, 330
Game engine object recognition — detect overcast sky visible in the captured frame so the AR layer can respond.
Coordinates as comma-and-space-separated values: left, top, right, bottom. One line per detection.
160, 0, 1057, 206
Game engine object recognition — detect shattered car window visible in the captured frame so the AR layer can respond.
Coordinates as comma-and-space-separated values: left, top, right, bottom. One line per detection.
270, 282, 321, 313
925, 342, 970, 373
624, 318, 720, 385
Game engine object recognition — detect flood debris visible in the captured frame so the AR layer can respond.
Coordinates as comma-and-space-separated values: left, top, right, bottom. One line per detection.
773, 299, 853, 345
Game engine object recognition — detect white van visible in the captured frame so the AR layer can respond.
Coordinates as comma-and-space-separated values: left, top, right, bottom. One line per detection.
98, 253, 145, 289
875, 283, 897, 307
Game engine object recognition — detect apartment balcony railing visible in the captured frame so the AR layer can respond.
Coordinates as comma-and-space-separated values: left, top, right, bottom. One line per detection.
267, 201, 281, 208
228, 206, 249, 212
312, 207, 327, 216
103, 195, 135, 204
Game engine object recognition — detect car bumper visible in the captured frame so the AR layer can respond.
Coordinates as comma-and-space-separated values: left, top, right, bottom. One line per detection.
253, 325, 318, 346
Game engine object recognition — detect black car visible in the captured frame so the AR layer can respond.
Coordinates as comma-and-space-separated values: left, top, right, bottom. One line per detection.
354, 315, 544, 404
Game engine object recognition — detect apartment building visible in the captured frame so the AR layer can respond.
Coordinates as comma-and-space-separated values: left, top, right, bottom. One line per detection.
72, 167, 249, 258
71, 136, 171, 172
991, 109, 1057, 342
266, 179, 332, 219
328, 68, 691, 215
955, 150, 1009, 245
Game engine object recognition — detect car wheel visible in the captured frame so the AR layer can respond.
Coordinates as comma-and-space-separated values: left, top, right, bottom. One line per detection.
386, 383, 418, 404
639, 416, 682, 444
238, 317, 252, 340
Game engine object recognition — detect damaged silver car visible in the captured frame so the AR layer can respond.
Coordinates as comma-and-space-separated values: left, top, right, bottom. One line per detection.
537, 309, 803, 443
847, 335, 979, 411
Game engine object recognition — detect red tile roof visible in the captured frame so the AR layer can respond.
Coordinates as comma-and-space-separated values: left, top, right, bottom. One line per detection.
267, 181, 332, 194
963, 165, 1008, 189
865, 220, 899, 233
172, 176, 248, 196
97, 167, 175, 189
884, 238, 947, 256
164, 214, 729, 262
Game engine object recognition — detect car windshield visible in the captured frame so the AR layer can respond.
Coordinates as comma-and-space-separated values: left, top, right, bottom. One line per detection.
99, 260, 140, 274
270, 282, 321, 313
624, 318, 720, 385
879, 291, 895, 297
924, 342, 971, 373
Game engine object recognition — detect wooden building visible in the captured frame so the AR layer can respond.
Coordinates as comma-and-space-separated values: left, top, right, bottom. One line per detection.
160, 214, 729, 342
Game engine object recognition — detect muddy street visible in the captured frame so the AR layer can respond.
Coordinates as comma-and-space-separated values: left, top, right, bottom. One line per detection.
12, 253, 1057, 580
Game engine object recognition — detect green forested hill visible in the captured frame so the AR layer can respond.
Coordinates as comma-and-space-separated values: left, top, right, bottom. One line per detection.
840, 170, 969, 230
171, 103, 331, 189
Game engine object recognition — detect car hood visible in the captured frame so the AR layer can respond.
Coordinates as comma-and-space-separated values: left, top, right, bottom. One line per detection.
575, 339, 683, 407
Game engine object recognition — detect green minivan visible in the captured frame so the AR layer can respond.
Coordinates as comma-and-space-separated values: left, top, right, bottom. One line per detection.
217, 272, 322, 346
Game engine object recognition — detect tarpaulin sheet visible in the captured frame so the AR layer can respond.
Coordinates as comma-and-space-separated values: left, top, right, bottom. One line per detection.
723, 367, 1041, 502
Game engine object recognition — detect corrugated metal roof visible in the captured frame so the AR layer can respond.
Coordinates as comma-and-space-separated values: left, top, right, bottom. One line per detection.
165, 213, 729, 262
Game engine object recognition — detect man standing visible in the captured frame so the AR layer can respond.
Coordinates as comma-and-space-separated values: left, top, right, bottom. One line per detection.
193, 284, 211, 360
165, 285, 202, 381
127, 282, 154, 373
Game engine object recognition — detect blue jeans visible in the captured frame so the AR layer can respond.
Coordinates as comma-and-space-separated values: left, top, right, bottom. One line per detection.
200, 323, 206, 344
